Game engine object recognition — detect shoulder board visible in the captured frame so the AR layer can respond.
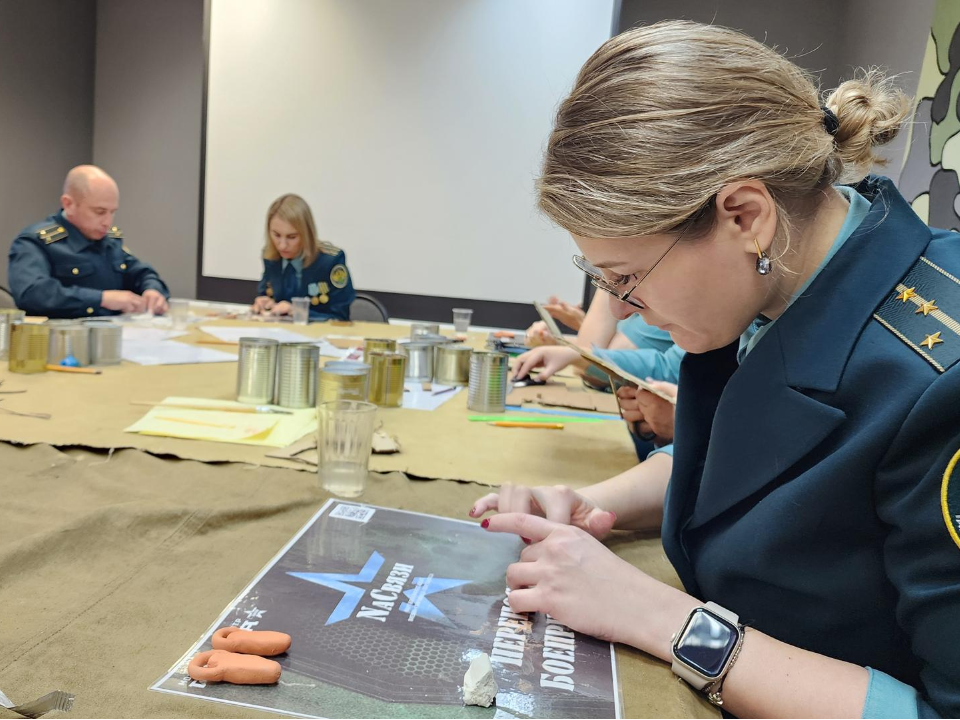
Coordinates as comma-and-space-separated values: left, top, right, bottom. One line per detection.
874, 255, 960, 373
107, 226, 123, 240
318, 241, 341, 256
36, 223, 68, 244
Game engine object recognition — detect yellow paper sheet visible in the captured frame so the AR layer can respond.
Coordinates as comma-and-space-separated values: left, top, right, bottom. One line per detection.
124, 397, 317, 447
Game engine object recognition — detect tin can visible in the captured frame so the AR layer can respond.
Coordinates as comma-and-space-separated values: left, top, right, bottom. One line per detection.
85, 321, 122, 365
0, 309, 26, 361
236, 337, 279, 404
276, 342, 320, 408
318, 362, 371, 404
9, 322, 50, 374
47, 321, 91, 366
467, 350, 510, 413
401, 341, 435, 382
363, 338, 397, 366
433, 343, 472, 386
368, 351, 406, 407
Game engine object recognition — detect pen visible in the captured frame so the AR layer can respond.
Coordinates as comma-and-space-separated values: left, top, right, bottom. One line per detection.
489, 421, 564, 430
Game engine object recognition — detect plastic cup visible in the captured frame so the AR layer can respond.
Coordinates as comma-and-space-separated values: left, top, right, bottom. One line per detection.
317, 400, 377, 498
452, 308, 473, 333
169, 298, 190, 330
292, 297, 310, 325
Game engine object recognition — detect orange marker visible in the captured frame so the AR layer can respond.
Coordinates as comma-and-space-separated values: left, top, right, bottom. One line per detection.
45, 364, 101, 374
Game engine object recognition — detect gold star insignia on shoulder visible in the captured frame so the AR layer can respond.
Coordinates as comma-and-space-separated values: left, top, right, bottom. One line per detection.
921, 331, 944, 350
897, 287, 916, 302
38, 223, 67, 243
916, 299, 939, 316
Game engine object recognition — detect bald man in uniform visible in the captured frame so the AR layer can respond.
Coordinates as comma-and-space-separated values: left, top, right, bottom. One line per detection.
8, 165, 170, 318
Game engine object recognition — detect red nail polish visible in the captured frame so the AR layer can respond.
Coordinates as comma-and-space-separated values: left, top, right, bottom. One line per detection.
481, 519, 490, 529
609, 511, 617, 522
522, 537, 531, 544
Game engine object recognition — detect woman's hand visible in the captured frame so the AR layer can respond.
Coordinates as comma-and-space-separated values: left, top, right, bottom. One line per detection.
513, 346, 580, 381
616, 381, 677, 440
484, 514, 686, 646
543, 297, 586, 331
252, 296, 275, 314
470, 484, 617, 539
271, 301, 293, 316
524, 321, 556, 348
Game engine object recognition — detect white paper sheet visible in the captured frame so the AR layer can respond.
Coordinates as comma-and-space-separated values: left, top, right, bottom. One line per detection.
122, 340, 238, 366
200, 326, 351, 358
121, 327, 189, 343
401, 381, 462, 411
312, 339, 352, 359
199, 326, 313, 344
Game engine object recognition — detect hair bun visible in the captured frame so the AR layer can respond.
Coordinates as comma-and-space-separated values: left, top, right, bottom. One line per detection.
824, 68, 910, 183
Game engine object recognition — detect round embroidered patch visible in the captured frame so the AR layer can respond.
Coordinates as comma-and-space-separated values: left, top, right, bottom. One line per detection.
942, 447, 960, 551
330, 264, 349, 289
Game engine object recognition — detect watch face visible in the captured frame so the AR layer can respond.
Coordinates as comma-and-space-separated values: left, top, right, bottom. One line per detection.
673, 608, 738, 678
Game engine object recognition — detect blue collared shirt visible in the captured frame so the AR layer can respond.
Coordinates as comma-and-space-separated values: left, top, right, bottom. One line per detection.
281, 255, 304, 286
739, 186, 872, 361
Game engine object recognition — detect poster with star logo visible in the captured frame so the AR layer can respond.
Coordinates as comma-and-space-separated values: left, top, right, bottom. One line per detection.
150, 500, 621, 718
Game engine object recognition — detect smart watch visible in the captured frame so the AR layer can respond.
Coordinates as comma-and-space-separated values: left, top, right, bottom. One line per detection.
670, 602, 744, 703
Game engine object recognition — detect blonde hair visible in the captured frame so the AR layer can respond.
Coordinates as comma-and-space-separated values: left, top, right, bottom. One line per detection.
263, 194, 320, 267
537, 21, 911, 247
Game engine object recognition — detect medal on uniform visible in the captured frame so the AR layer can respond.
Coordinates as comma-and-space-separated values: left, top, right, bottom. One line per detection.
319, 281, 329, 304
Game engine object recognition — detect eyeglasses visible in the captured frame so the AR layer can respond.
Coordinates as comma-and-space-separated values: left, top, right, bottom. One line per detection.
572, 226, 688, 310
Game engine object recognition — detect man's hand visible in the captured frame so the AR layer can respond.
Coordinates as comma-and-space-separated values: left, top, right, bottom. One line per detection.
252, 296, 275, 314
271, 301, 293, 316
142, 289, 168, 315
101, 290, 145, 314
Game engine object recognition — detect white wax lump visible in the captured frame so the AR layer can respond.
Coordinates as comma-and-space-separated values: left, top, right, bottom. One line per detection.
463, 652, 498, 707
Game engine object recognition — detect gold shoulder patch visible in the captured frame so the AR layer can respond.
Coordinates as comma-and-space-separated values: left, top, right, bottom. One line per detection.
318, 241, 341, 256
107, 226, 123, 240
37, 223, 68, 244
942, 446, 960, 552
874, 256, 960, 373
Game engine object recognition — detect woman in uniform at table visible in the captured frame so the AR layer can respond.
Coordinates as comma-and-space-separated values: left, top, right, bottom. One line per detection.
472, 21, 960, 718
251, 193, 355, 321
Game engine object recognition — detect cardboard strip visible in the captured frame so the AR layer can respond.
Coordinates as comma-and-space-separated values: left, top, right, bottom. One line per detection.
533, 300, 677, 404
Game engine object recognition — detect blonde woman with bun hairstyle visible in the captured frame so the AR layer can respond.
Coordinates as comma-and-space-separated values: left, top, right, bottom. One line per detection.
471, 21, 960, 717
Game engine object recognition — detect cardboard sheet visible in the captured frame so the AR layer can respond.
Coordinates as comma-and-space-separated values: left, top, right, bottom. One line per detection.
0, 443, 716, 719
265, 430, 401, 468
507, 383, 622, 415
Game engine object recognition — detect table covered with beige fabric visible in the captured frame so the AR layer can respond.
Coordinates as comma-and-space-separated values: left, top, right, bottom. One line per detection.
0, 319, 713, 718
0, 320, 637, 486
